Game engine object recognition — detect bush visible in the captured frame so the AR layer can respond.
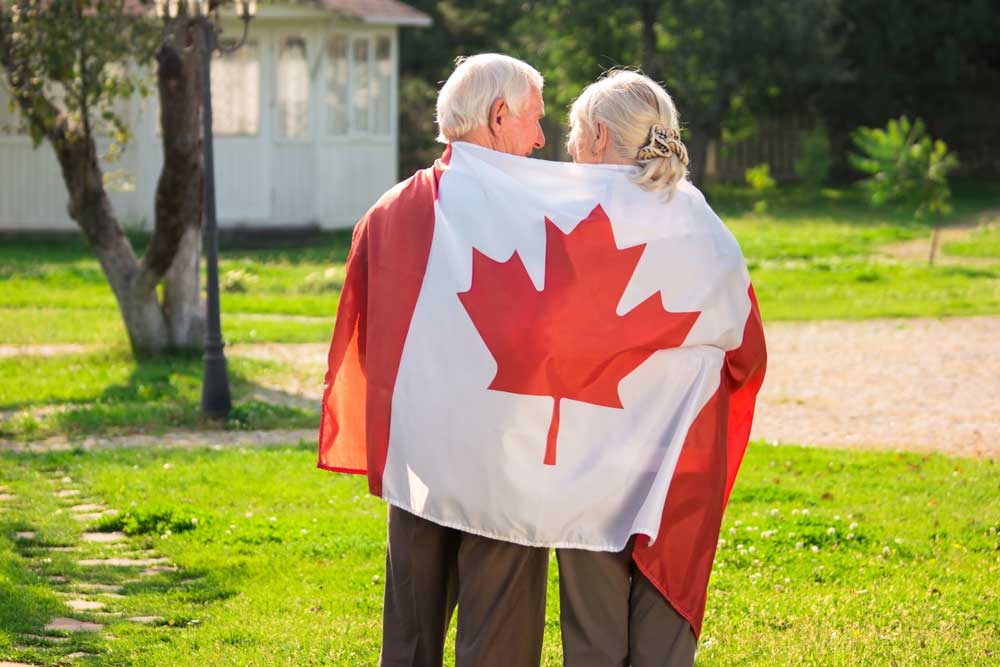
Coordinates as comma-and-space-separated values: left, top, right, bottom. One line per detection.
794, 124, 832, 188
745, 163, 776, 213
220, 268, 259, 293
849, 116, 959, 264
849, 116, 958, 219
94, 506, 199, 536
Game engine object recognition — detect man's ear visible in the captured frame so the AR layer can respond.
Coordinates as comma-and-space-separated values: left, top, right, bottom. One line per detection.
488, 98, 509, 136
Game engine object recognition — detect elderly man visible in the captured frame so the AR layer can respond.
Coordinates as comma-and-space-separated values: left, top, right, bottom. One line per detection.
318, 54, 547, 667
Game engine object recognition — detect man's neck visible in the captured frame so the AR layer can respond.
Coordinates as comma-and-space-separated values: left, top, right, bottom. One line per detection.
454, 127, 499, 152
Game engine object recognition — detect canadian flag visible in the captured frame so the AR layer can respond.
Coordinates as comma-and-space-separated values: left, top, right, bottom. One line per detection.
319, 142, 766, 635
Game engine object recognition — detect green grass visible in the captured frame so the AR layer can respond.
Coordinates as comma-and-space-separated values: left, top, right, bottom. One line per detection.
2, 182, 999, 348
2, 182, 997, 442
0, 232, 347, 346
715, 182, 1000, 320
0, 350, 318, 441
0, 442, 996, 665
944, 224, 1000, 259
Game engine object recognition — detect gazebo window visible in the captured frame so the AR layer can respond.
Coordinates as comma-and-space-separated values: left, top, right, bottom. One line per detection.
325, 35, 349, 135
351, 38, 370, 133
278, 37, 310, 139
211, 42, 260, 136
324, 33, 393, 137
373, 35, 392, 134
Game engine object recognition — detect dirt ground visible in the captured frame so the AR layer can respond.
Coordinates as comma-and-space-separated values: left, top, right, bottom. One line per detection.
232, 316, 1000, 459
6, 317, 998, 458
750, 316, 1000, 458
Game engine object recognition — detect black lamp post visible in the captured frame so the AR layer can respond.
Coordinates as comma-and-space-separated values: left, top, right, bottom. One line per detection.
156, 0, 256, 419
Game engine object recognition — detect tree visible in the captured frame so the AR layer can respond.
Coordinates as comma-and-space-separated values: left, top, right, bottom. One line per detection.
850, 116, 959, 265
0, 0, 209, 356
516, 0, 843, 186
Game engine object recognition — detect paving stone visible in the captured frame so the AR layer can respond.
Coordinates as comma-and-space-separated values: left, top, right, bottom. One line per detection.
78, 557, 170, 567
47, 546, 82, 553
73, 513, 105, 522
66, 599, 104, 611
53, 489, 81, 498
73, 583, 123, 593
22, 634, 70, 644
81, 532, 125, 543
127, 616, 163, 624
139, 565, 179, 575
0, 493, 15, 501
14, 531, 36, 540
60, 476, 73, 484
43, 617, 103, 632
0, 661, 42, 667
64, 653, 95, 660
0, 485, 9, 491
47, 575, 69, 584
69, 504, 106, 513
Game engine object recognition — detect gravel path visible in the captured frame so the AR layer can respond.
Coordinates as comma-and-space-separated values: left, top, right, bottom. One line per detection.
751, 316, 1000, 458
4, 318, 997, 458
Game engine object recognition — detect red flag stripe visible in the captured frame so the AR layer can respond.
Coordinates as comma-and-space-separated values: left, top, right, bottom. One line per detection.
317, 147, 452, 494
631, 285, 767, 637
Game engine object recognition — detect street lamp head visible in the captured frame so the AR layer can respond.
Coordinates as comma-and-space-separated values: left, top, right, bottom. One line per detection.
154, 0, 212, 19
234, 0, 257, 20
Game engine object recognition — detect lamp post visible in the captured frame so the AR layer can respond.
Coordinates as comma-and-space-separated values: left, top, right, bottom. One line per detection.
155, 0, 256, 419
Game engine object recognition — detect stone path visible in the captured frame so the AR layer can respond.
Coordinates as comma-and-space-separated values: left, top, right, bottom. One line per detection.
3, 427, 315, 454
0, 472, 187, 664
0, 343, 94, 359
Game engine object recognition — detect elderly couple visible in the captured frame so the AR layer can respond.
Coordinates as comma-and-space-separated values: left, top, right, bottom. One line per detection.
320, 53, 765, 667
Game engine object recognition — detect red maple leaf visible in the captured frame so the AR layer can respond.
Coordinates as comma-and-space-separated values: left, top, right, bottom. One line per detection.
458, 204, 701, 466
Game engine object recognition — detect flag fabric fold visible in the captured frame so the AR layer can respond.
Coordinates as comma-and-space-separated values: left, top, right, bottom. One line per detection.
318, 142, 766, 636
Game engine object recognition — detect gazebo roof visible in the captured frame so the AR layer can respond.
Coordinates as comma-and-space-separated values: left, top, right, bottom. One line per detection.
316, 0, 431, 26
0, 1, 432, 27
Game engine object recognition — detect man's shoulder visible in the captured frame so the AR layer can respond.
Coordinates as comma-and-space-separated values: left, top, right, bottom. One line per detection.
365, 165, 437, 222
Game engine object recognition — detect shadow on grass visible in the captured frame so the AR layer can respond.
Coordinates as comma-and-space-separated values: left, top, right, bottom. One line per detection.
0, 534, 66, 636
1, 349, 318, 441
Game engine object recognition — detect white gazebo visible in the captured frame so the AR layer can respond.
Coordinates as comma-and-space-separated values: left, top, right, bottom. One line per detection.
0, 0, 430, 231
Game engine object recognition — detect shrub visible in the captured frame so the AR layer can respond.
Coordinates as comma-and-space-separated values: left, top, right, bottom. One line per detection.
849, 116, 959, 263
94, 506, 199, 536
745, 163, 776, 214
794, 124, 832, 188
220, 268, 259, 293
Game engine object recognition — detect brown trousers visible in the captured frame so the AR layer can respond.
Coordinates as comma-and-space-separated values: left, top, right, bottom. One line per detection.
556, 546, 696, 667
379, 505, 549, 667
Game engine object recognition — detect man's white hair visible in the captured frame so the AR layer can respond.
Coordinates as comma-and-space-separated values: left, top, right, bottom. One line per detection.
436, 53, 544, 143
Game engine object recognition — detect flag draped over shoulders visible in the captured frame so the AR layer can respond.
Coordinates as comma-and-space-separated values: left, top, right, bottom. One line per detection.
318, 142, 766, 636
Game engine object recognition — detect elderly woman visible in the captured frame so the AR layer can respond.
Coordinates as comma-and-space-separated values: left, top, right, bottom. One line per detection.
560, 70, 697, 667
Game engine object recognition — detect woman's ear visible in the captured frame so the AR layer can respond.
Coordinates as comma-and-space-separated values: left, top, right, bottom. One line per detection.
593, 121, 609, 157
488, 98, 509, 135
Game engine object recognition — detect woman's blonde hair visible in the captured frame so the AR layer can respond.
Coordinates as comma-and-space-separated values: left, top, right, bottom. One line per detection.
569, 70, 688, 194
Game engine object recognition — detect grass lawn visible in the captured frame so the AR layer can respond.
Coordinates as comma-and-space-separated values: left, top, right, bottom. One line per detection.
0, 442, 996, 666
1, 181, 997, 442
1, 181, 998, 348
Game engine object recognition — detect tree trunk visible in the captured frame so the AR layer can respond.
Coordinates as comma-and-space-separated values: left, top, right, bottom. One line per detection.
163, 224, 206, 347
639, 0, 662, 78
686, 124, 718, 189
52, 123, 169, 356
152, 21, 207, 349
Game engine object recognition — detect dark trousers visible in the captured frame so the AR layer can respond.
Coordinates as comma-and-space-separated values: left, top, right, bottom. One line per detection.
379, 505, 549, 667
557, 545, 696, 667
